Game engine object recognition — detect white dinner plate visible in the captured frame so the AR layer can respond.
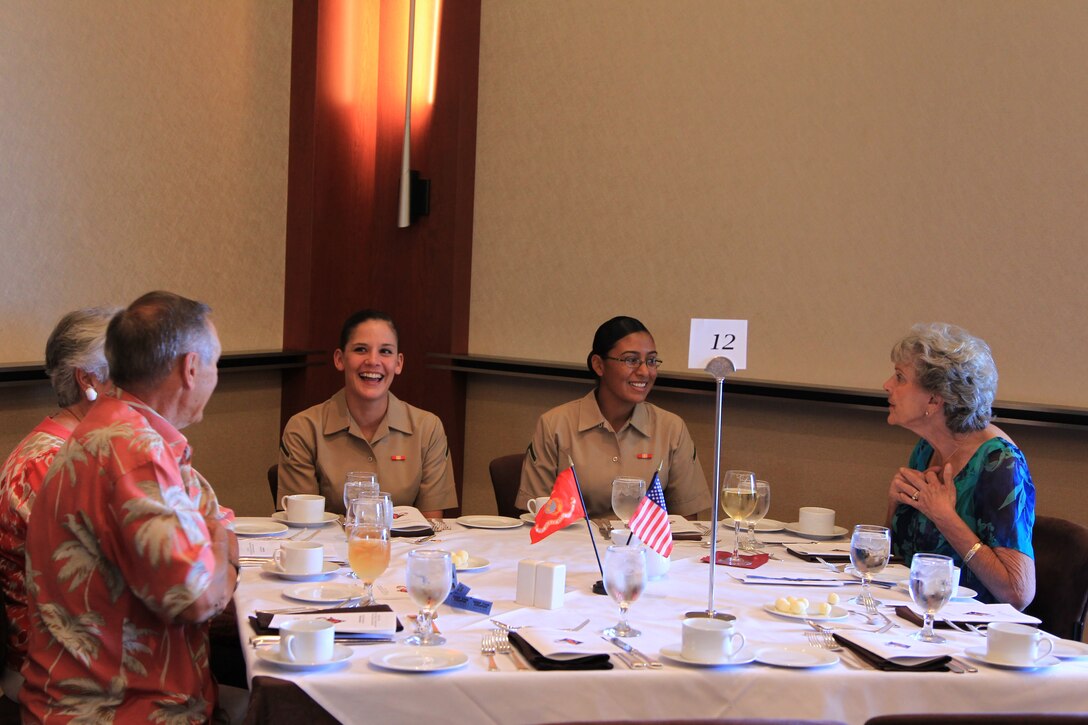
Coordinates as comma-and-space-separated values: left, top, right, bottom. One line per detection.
762, 603, 849, 621
271, 511, 340, 528
456, 556, 490, 572
261, 561, 341, 581
234, 517, 289, 536
368, 645, 469, 673
895, 581, 978, 600
755, 646, 839, 668
256, 644, 352, 671
783, 523, 849, 539
519, 512, 536, 524
963, 646, 1061, 670
455, 515, 523, 530
659, 645, 755, 667
722, 518, 785, 533
283, 583, 367, 604
1049, 637, 1088, 659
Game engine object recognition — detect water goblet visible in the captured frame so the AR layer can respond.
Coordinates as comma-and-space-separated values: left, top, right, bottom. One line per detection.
348, 493, 393, 530
720, 470, 757, 565
611, 477, 646, 528
405, 549, 454, 646
850, 524, 891, 607
908, 553, 954, 643
343, 471, 379, 514
602, 545, 647, 638
347, 524, 390, 605
741, 480, 771, 551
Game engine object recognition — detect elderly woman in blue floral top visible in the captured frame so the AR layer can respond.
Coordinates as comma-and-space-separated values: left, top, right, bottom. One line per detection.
883, 322, 1035, 608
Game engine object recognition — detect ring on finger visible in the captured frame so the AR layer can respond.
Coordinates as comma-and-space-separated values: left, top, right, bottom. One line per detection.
910, 492, 919, 501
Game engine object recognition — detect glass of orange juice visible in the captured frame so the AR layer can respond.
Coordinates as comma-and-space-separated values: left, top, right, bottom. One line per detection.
348, 524, 390, 605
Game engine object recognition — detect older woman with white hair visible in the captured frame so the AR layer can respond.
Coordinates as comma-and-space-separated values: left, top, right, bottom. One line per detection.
0, 307, 118, 687
883, 322, 1036, 608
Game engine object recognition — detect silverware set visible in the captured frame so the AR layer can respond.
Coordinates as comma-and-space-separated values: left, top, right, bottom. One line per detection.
286, 527, 322, 542
490, 618, 590, 633
249, 634, 393, 647
480, 629, 528, 671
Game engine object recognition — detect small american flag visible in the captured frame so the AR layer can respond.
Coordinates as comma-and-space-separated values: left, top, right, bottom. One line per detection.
628, 470, 673, 557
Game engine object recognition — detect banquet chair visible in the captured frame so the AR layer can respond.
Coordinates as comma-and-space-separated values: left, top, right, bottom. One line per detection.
866, 714, 1088, 724
489, 453, 524, 518
1023, 515, 1088, 641
266, 464, 278, 510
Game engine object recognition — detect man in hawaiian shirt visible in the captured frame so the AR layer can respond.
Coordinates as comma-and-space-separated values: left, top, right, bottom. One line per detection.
21, 291, 239, 724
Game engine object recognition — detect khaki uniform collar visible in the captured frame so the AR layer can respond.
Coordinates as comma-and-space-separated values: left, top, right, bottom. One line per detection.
576, 390, 650, 436
325, 389, 413, 443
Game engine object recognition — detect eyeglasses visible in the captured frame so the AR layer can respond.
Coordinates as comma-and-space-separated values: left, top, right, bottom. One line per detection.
604, 356, 663, 369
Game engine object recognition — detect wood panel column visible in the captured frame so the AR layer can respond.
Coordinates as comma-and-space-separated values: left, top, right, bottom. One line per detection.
282, 0, 480, 512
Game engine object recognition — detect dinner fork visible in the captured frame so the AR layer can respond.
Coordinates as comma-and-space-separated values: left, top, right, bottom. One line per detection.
481, 634, 499, 671
804, 631, 863, 669
492, 629, 529, 671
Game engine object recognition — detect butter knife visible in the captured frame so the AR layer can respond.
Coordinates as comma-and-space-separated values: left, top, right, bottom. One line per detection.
606, 636, 663, 668
249, 635, 393, 647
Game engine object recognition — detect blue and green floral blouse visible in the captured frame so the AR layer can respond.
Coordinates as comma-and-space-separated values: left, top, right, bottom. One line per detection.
891, 437, 1035, 604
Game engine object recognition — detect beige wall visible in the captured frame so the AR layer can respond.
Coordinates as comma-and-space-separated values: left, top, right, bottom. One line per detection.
0, 1, 292, 515
472, 0, 1088, 408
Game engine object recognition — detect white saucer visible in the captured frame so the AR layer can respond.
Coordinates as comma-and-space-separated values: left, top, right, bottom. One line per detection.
963, 646, 1061, 670
456, 556, 490, 572
272, 511, 339, 528
519, 512, 536, 524
722, 518, 785, 533
896, 581, 977, 600
763, 603, 849, 621
659, 645, 755, 667
261, 561, 341, 581
368, 645, 469, 672
456, 515, 523, 530
283, 583, 366, 604
1049, 637, 1088, 659
754, 646, 839, 668
784, 523, 849, 539
235, 517, 289, 536
256, 644, 352, 671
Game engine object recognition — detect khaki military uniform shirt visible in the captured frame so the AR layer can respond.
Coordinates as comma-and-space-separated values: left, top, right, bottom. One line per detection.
516, 391, 711, 518
279, 390, 458, 514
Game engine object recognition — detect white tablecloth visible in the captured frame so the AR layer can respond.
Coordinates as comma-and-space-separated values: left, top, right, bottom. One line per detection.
234, 520, 1088, 725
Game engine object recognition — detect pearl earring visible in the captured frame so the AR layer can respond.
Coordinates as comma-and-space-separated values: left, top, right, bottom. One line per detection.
85, 387, 98, 402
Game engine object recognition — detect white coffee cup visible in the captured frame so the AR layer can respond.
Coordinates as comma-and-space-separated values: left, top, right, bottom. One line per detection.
280, 493, 325, 523
798, 506, 836, 536
273, 541, 324, 576
611, 529, 670, 579
986, 622, 1054, 665
681, 617, 746, 662
526, 497, 551, 515
279, 619, 335, 663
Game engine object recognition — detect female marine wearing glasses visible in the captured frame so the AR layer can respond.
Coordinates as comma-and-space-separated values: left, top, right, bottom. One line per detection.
516, 316, 711, 519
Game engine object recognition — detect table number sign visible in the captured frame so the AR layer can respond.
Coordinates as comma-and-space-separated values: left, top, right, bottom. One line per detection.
688, 319, 748, 370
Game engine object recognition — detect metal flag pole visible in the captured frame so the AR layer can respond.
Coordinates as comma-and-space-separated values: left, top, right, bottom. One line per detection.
567, 456, 608, 594
685, 355, 737, 621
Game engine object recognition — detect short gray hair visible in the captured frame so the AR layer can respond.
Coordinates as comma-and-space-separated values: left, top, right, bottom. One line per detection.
44, 307, 121, 407
106, 291, 215, 389
891, 322, 998, 433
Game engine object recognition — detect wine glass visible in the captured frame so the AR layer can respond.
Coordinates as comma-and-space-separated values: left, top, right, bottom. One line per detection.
602, 545, 647, 638
343, 471, 379, 514
347, 524, 390, 605
611, 477, 647, 529
404, 549, 454, 646
850, 525, 891, 607
348, 493, 393, 530
720, 470, 757, 564
908, 553, 954, 642
741, 480, 771, 551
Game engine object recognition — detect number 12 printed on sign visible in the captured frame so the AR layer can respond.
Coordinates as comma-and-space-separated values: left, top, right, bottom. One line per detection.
688, 319, 748, 371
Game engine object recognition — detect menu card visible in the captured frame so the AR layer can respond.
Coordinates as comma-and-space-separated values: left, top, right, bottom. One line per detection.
391, 506, 432, 532
517, 628, 611, 659
268, 609, 398, 638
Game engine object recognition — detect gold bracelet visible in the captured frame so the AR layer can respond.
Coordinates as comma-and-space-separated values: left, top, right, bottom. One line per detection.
962, 541, 983, 564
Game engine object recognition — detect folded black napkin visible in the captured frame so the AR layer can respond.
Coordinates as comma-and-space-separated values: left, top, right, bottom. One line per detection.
249, 604, 403, 636
508, 632, 613, 671
390, 526, 433, 538
893, 605, 966, 630
832, 633, 950, 672
672, 530, 703, 541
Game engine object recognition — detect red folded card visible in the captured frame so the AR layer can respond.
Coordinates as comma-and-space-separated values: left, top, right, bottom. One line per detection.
699, 551, 769, 569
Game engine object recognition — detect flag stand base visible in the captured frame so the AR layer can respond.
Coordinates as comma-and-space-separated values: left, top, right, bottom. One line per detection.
592, 580, 607, 596
683, 610, 736, 621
